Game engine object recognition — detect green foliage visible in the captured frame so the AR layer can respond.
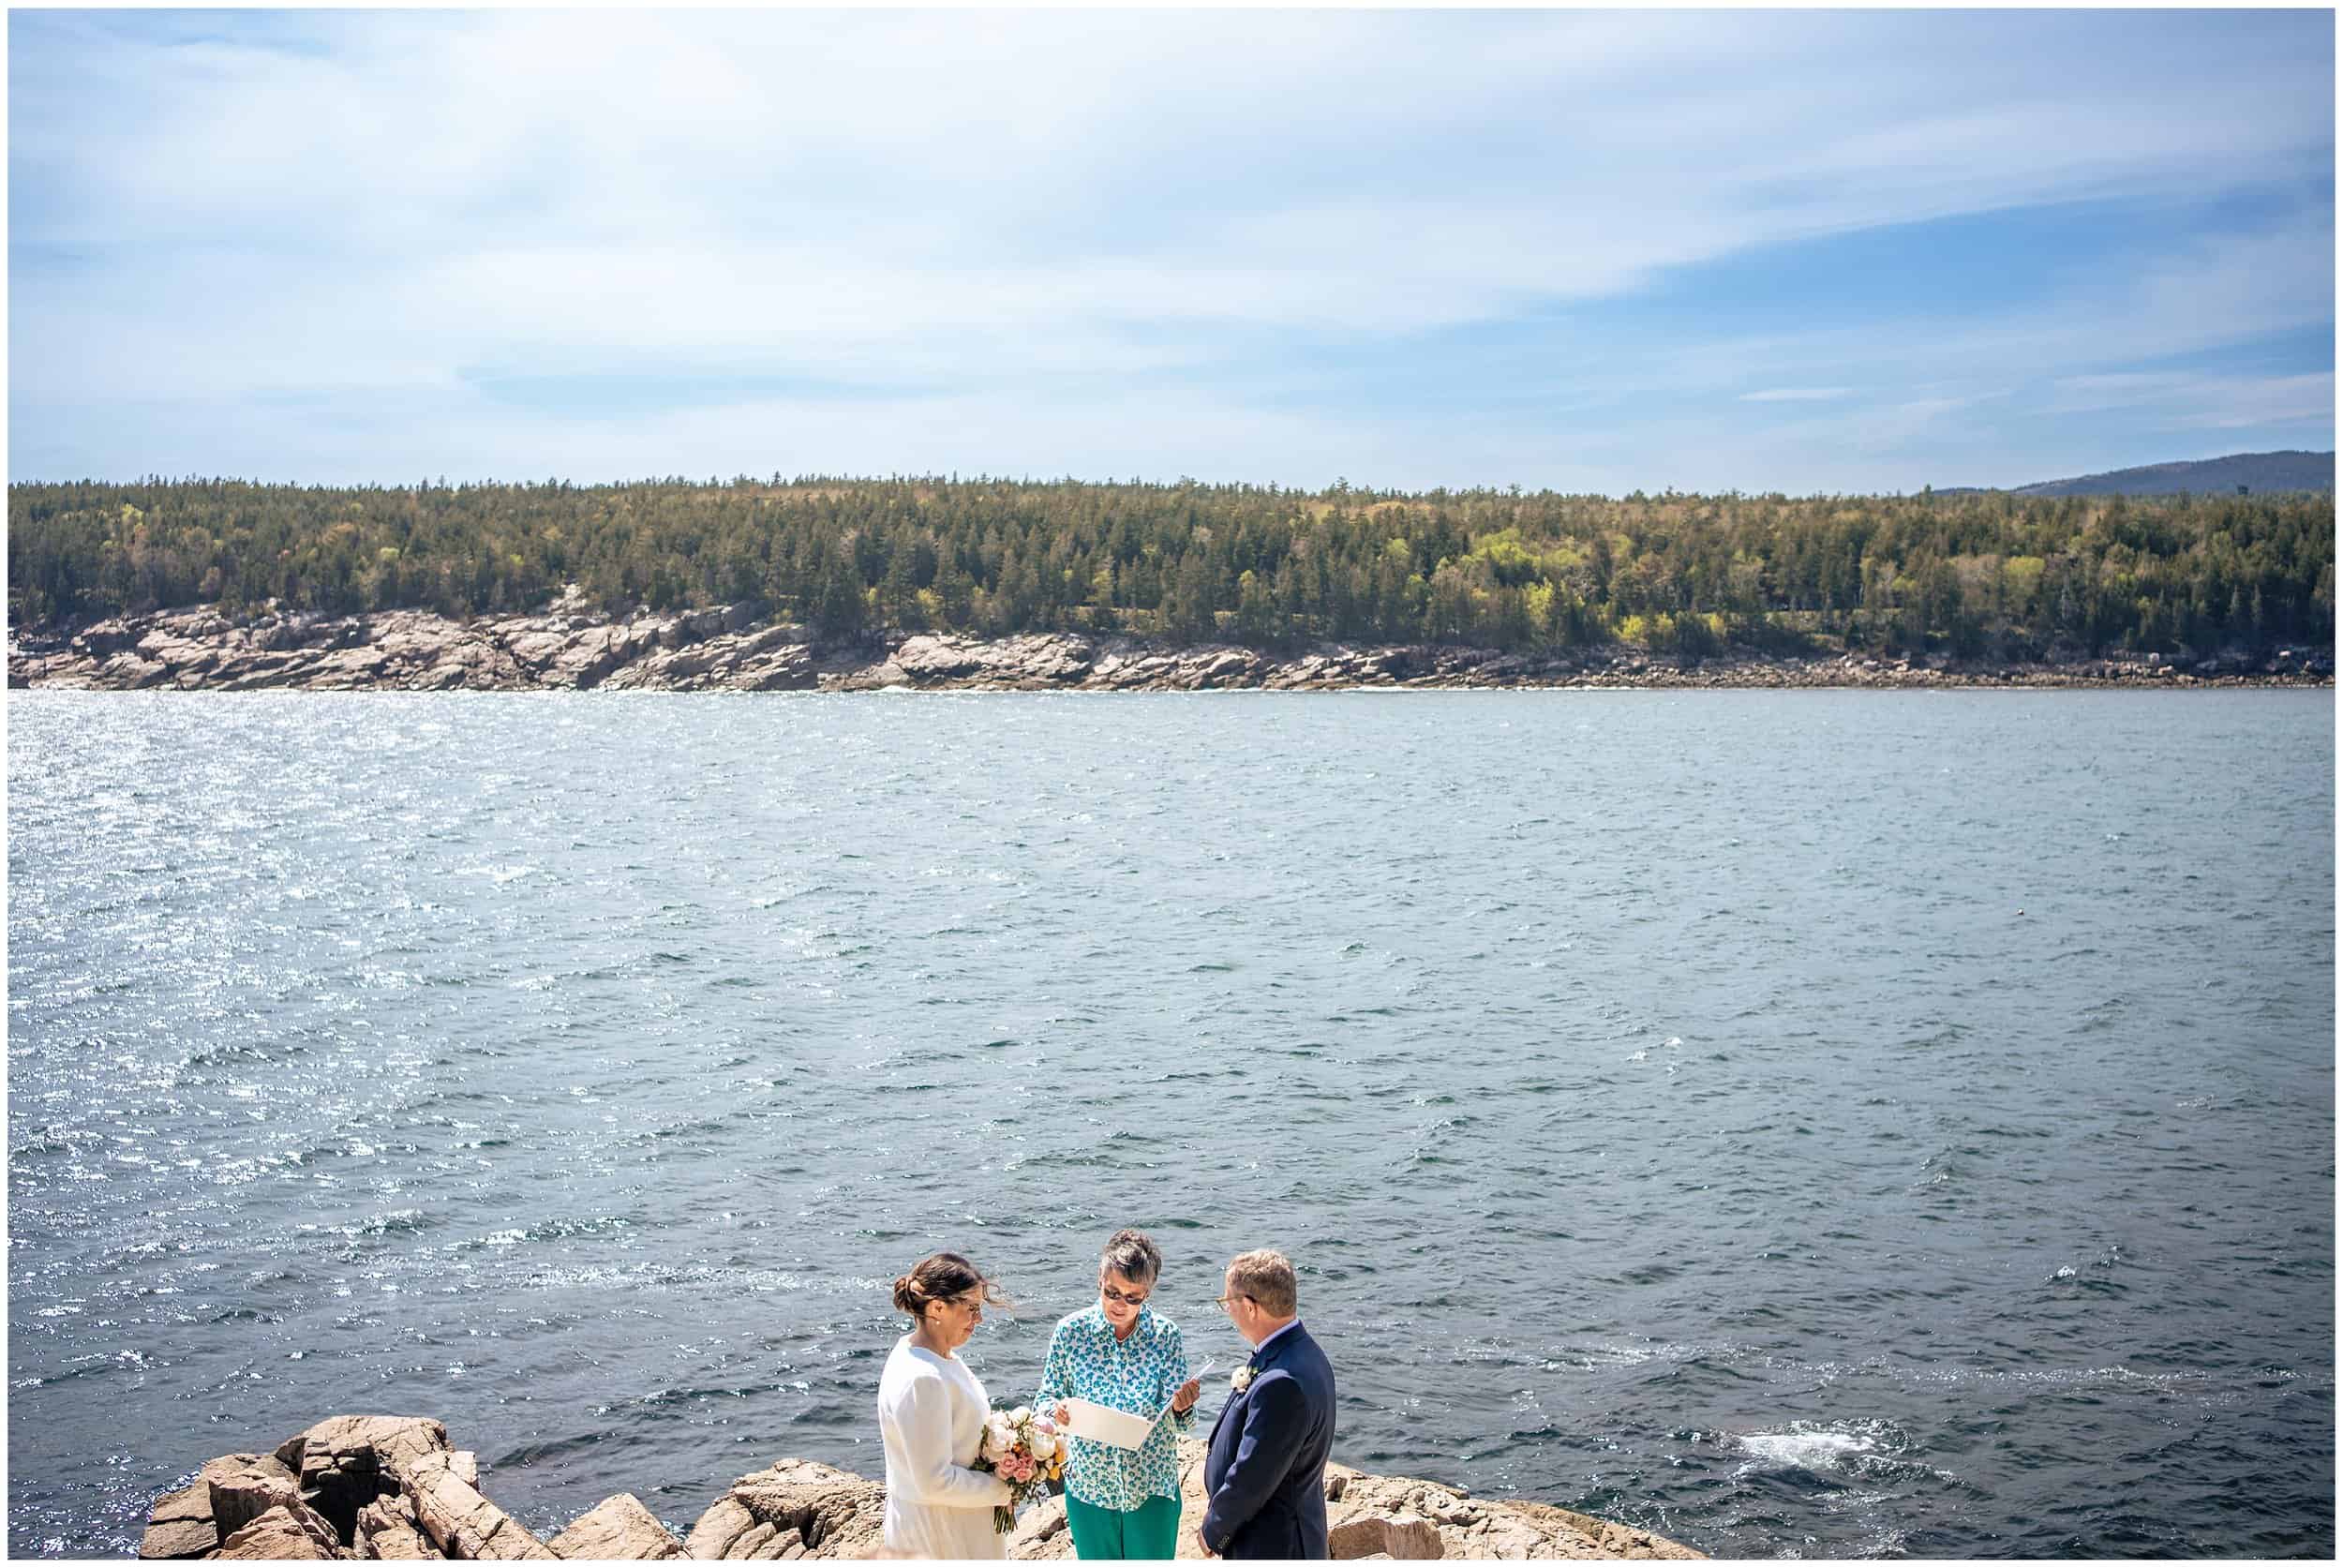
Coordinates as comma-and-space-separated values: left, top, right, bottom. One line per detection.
7, 476, 2332, 658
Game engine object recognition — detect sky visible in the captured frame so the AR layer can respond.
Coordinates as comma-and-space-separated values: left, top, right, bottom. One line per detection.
8, 7, 2336, 495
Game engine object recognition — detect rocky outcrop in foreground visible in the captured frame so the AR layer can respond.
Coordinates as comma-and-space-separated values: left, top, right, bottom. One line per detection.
141, 1415, 1701, 1561
13, 598, 2330, 693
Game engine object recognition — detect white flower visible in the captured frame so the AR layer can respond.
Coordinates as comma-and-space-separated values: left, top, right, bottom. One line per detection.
1009, 1405, 1032, 1425
1231, 1366, 1255, 1393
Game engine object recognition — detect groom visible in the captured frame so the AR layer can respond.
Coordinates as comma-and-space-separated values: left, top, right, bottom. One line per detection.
1201, 1249, 1337, 1560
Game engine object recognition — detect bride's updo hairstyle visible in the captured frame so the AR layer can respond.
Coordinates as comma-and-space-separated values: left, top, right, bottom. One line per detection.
891, 1252, 1009, 1322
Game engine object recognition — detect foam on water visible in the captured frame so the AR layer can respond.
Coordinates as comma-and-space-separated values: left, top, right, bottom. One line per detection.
1734, 1420, 1902, 1475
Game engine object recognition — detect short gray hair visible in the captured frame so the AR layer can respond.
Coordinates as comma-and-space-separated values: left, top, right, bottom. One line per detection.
1100, 1229, 1162, 1286
1226, 1248, 1297, 1317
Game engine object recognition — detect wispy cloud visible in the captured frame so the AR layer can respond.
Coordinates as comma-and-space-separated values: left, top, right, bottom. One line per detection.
2048, 370, 2338, 429
9, 8, 2334, 490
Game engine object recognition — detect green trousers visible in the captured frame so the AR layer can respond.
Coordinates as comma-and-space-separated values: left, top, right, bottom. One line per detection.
1065, 1490, 1181, 1561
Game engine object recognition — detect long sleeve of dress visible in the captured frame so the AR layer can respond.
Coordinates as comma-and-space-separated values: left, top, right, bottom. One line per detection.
885, 1367, 1013, 1508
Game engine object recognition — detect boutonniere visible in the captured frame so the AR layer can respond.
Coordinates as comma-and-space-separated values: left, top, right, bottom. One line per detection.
1231, 1366, 1256, 1394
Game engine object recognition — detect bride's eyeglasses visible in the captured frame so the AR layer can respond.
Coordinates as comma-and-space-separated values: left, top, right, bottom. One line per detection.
1099, 1282, 1151, 1307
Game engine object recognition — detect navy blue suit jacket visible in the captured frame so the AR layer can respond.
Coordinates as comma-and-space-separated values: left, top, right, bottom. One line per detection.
1201, 1322, 1336, 1560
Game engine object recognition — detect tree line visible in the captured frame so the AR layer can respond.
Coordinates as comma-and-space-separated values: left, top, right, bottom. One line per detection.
8, 474, 2334, 660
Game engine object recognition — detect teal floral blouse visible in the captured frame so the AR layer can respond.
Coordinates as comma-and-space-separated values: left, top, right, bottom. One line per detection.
1032, 1304, 1198, 1511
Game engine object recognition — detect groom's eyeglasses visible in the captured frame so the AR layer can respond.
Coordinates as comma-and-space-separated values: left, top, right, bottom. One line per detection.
1100, 1284, 1150, 1307
1214, 1293, 1253, 1314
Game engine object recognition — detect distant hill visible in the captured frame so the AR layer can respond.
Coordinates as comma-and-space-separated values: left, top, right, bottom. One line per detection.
1946, 450, 2334, 498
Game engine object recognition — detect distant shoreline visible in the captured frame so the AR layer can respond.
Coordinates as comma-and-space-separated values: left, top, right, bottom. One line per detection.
9, 603, 2331, 694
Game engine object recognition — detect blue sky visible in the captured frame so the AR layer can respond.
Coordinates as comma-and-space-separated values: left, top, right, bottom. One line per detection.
8, 7, 2335, 494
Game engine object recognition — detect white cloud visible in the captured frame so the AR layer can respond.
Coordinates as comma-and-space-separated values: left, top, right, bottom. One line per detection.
8, 8, 2334, 488
2044, 371, 2337, 430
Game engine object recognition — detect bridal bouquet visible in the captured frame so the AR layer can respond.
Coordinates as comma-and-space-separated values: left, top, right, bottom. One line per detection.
977, 1405, 1067, 1533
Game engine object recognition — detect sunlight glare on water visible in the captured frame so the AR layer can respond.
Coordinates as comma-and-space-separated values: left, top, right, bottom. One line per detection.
7, 690, 2334, 1558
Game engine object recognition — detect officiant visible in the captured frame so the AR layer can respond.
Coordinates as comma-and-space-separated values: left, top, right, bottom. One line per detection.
1033, 1230, 1204, 1560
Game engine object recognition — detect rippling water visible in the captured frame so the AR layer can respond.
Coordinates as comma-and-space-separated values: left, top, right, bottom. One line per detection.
8, 690, 2334, 1558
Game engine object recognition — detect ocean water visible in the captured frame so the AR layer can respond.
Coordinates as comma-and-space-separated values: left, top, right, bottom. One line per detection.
7, 689, 2333, 1559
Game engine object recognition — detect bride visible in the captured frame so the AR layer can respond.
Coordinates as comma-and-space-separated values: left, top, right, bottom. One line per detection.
876, 1252, 1017, 1558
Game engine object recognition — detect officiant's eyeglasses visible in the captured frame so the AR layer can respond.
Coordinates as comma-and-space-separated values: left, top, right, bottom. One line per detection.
1099, 1283, 1151, 1307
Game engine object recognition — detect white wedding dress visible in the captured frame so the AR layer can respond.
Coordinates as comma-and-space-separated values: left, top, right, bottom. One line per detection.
877, 1335, 1013, 1559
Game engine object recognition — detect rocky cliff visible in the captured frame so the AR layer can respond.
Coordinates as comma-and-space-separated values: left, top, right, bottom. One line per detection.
12, 598, 2330, 694
139, 1414, 1703, 1561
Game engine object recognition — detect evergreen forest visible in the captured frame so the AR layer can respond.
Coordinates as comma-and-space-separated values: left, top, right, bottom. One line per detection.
9, 475, 2334, 661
